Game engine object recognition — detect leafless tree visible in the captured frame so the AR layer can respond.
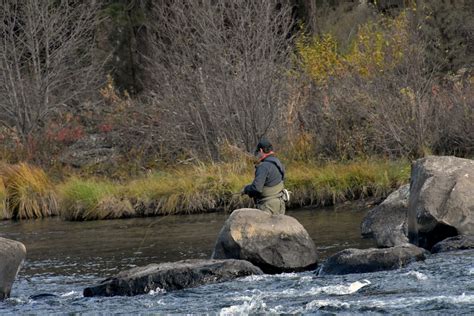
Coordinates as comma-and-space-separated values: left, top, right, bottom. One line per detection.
145, 0, 295, 159
303, 26, 474, 159
0, 0, 102, 144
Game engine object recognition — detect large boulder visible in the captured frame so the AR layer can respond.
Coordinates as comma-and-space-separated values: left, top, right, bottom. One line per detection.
0, 237, 26, 299
83, 259, 262, 297
361, 184, 409, 247
211, 209, 318, 273
431, 235, 474, 253
408, 156, 474, 249
319, 244, 428, 275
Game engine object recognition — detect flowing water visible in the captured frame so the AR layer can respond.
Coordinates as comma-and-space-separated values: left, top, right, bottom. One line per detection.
0, 203, 473, 314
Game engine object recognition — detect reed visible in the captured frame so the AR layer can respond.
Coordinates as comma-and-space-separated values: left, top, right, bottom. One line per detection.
0, 163, 58, 219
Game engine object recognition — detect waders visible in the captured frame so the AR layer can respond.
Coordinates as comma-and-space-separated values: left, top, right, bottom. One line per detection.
256, 182, 285, 215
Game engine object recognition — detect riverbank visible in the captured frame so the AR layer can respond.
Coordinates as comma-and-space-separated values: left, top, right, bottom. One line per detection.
0, 159, 410, 221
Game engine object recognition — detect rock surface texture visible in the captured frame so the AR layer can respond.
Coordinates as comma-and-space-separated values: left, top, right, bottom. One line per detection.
408, 156, 474, 250
83, 259, 262, 297
212, 209, 318, 273
361, 184, 410, 247
59, 134, 118, 168
319, 244, 429, 275
431, 235, 474, 253
0, 237, 26, 299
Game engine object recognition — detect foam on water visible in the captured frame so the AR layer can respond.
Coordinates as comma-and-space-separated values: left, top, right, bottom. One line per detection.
306, 280, 371, 296
304, 294, 474, 312
60, 291, 77, 297
2, 214, 473, 315
148, 288, 166, 295
305, 299, 350, 310
405, 271, 428, 280
217, 279, 371, 315
219, 294, 267, 315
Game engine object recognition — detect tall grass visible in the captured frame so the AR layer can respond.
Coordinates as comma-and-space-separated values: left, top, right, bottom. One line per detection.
0, 159, 410, 221
58, 177, 134, 221
124, 162, 253, 216
286, 159, 410, 207
0, 177, 8, 220
58, 159, 410, 221
0, 163, 58, 219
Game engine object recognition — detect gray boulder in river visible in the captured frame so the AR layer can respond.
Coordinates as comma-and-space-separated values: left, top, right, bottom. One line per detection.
431, 235, 474, 254
0, 237, 26, 299
408, 156, 474, 250
212, 208, 318, 274
361, 184, 409, 247
83, 259, 262, 297
319, 244, 428, 275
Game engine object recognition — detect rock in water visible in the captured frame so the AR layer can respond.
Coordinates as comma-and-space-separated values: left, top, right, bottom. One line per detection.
319, 244, 428, 275
0, 237, 26, 300
361, 184, 409, 247
408, 156, 474, 249
431, 235, 474, 253
211, 208, 318, 273
83, 259, 262, 297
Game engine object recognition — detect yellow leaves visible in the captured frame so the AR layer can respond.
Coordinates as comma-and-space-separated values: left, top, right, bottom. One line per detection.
297, 11, 410, 83
400, 87, 416, 104
297, 34, 345, 84
100, 74, 131, 111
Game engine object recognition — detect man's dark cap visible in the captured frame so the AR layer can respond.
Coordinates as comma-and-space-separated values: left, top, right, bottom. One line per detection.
255, 138, 273, 154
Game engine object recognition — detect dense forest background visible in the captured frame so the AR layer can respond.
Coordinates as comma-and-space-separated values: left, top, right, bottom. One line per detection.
0, 0, 473, 176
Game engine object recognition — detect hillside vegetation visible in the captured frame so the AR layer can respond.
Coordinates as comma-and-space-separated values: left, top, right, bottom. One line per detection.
0, 1, 471, 219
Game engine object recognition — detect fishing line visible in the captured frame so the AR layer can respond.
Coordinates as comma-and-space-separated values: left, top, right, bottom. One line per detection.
134, 214, 167, 257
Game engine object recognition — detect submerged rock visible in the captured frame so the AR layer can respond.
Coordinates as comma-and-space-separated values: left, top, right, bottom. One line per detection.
319, 244, 428, 275
83, 259, 262, 297
408, 156, 474, 250
29, 293, 59, 300
431, 235, 474, 253
0, 237, 26, 300
211, 208, 318, 274
361, 184, 409, 247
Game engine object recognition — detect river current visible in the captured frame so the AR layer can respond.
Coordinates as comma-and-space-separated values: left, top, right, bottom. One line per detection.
1, 203, 473, 314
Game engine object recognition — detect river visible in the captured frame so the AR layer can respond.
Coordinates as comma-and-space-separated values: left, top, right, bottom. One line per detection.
1, 203, 473, 314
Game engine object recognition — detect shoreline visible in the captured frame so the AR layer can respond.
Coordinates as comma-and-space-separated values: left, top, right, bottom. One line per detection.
1, 159, 410, 221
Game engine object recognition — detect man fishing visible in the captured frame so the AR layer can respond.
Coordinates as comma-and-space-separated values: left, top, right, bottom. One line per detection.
242, 138, 287, 215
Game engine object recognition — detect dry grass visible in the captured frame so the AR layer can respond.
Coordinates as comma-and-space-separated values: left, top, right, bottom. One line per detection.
58, 158, 410, 221
58, 177, 128, 221
116, 161, 253, 216
0, 177, 8, 220
0, 163, 58, 219
0, 158, 410, 221
285, 159, 410, 207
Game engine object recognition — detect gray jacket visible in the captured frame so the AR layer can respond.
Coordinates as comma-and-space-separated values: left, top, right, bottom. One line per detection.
244, 155, 285, 199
